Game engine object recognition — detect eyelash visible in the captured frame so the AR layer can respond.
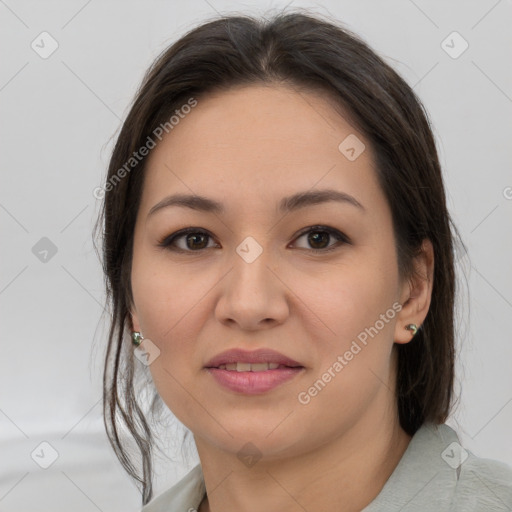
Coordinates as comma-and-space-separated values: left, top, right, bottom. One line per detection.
157, 225, 351, 254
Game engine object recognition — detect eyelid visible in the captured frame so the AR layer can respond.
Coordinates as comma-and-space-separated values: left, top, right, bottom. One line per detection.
292, 225, 351, 247
158, 225, 351, 252
157, 227, 218, 251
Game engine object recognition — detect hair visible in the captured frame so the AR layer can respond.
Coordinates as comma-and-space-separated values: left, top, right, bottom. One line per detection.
93, 8, 465, 505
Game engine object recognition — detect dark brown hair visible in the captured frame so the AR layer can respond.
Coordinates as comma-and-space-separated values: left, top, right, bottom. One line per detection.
93, 8, 464, 505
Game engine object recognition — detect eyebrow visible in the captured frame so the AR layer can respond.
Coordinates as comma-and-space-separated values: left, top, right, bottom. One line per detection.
147, 188, 365, 218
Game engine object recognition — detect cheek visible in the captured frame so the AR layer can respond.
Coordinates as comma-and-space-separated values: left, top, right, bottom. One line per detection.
131, 247, 210, 341
131, 250, 233, 414
299, 256, 398, 347
293, 253, 399, 410
294, 268, 398, 429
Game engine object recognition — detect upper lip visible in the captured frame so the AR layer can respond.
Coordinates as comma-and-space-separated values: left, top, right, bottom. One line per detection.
205, 348, 303, 368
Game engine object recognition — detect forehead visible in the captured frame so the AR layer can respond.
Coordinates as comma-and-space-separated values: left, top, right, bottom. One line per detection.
141, 84, 383, 217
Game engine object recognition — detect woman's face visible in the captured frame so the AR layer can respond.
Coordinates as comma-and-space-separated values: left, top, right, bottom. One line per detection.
130, 84, 417, 459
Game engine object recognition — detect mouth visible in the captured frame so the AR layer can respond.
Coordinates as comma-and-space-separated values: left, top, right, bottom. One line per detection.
204, 348, 305, 394
205, 365, 304, 394
204, 347, 303, 369
213, 362, 301, 371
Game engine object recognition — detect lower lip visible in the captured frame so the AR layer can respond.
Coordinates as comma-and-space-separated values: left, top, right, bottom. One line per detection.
205, 367, 304, 394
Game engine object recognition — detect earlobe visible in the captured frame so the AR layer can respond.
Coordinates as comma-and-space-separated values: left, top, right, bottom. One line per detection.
394, 321, 421, 345
404, 323, 418, 337
129, 313, 145, 347
394, 239, 434, 345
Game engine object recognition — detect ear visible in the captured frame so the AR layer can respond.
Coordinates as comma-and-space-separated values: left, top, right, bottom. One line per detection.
129, 305, 142, 334
394, 239, 434, 344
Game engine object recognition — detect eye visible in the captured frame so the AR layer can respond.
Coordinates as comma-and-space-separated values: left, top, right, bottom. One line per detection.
291, 225, 350, 253
158, 225, 350, 253
158, 228, 218, 252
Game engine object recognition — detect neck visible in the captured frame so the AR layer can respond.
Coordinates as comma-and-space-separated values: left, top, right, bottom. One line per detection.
195, 407, 411, 512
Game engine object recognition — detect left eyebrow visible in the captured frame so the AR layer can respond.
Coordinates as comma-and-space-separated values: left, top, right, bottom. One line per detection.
147, 188, 365, 218
278, 189, 365, 214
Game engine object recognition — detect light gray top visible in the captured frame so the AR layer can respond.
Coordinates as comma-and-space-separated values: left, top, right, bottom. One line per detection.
141, 422, 512, 511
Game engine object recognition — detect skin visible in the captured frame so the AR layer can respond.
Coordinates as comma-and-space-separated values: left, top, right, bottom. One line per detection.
130, 84, 434, 512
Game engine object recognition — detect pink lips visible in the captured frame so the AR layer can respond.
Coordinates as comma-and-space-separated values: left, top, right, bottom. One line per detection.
205, 348, 303, 368
204, 348, 304, 395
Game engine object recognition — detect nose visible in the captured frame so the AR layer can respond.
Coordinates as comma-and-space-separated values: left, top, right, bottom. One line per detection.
214, 242, 290, 331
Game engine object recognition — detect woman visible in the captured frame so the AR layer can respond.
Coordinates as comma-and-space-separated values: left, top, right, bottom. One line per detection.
94, 9, 512, 511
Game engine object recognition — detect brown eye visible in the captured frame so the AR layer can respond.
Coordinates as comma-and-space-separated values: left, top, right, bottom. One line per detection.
158, 225, 350, 254
307, 231, 330, 250
293, 226, 350, 253
158, 228, 217, 252
183, 232, 210, 250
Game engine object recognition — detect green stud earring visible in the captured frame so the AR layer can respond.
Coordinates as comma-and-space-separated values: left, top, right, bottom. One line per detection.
132, 332, 144, 347
405, 324, 418, 336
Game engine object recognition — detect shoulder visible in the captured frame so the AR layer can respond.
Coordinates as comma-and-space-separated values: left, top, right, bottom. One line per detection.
451, 449, 512, 511
362, 422, 512, 512
140, 463, 205, 512
420, 423, 512, 511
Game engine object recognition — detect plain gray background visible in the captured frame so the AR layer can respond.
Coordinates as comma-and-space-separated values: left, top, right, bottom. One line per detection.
1, 0, 511, 510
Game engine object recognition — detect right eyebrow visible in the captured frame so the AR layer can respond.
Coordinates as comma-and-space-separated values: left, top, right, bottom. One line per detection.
147, 188, 365, 218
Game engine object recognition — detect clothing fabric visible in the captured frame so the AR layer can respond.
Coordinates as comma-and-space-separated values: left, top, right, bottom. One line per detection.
141, 422, 512, 511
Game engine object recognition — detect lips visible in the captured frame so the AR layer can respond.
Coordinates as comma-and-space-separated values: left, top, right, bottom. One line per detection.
204, 348, 303, 369
204, 348, 305, 394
